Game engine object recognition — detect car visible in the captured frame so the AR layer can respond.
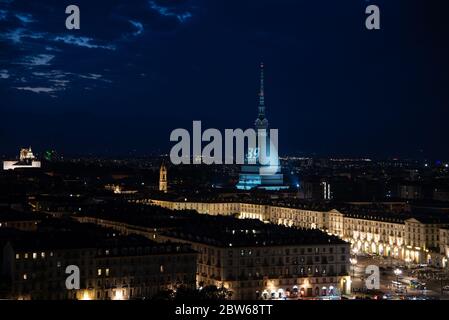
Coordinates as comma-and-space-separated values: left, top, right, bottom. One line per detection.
394, 288, 406, 294
416, 285, 427, 291
443, 286, 449, 291
418, 264, 428, 268
407, 296, 427, 300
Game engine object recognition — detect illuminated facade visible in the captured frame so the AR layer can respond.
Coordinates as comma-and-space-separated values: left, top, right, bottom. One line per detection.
146, 198, 449, 267
156, 219, 351, 300
3, 147, 41, 171
236, 63, 287, 191
440, 227, 449, 268
159, 163, 168, 193
74, 210, 351, 300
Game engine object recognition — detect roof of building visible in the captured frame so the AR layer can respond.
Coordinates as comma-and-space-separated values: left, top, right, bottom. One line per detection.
340, 211, 410, 224
0, 207, 41, 222
3, 217, 194, 255
161, 215, 347, 247
7, 231, 194, 255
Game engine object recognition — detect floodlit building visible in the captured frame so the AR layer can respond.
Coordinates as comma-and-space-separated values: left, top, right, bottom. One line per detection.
3, 147, 41, 171
147, 197, 449, 267
236, 63, 287, 191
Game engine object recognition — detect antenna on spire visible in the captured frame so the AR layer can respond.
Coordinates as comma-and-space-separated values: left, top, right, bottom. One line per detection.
258, 62, 265, 119
255, 62, 268, 130
259, 62, 264, 101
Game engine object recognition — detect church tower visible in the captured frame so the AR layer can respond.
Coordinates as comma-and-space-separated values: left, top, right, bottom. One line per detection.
159, 163, 168, 193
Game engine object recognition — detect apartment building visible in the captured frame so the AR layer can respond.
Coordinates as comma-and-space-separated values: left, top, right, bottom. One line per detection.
146, 197, 449, 267
155, 215, 351, 300
1, 225, 197, 300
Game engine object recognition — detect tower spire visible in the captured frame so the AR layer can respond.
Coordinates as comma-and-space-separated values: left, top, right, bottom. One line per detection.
258, 62, 265, 118
255, 62, 268, 130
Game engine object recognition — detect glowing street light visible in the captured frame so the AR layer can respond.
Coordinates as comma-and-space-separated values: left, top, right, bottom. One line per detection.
394, 268, 402, 286
81, 290, 91, 301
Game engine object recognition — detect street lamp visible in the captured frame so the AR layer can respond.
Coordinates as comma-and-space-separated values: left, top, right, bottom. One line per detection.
394, 268, 402, 287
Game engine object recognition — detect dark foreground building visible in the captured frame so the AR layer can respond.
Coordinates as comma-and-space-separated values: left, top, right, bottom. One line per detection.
1, 220, 196, 300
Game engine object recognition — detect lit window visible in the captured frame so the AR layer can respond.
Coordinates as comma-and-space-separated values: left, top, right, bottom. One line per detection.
41, 252, 45, 258
15, 254, 20, 260
105, 268, 110, 276
57, 261, 61, 268
160, 265, 164, 273
24, 253, 28, 259
97, 269, 102, 276
23, 274, 27, 280
32, 253, 37, 259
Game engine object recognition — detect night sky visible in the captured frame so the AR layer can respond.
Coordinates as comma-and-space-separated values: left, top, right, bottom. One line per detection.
1, 0, 448, 159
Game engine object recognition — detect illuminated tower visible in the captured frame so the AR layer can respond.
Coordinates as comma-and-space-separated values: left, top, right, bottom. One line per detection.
236, 63, 287, 191
159, 163, 168, 193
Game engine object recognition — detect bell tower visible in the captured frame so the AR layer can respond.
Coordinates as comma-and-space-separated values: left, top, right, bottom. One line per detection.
159, 163, 168, 193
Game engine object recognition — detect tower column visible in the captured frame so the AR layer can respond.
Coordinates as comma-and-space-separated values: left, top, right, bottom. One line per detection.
159, 163, 168, 193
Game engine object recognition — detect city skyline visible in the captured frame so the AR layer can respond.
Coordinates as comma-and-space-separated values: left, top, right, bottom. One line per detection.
0, 0, 448, 158
2, 0, 449, 309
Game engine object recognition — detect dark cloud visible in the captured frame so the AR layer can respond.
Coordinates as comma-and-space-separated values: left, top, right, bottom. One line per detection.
0, 0, 448, 158
0, 0, 199, 96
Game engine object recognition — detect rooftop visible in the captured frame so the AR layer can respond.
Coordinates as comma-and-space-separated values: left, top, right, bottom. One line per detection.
0, 207, 41, 222
2, 217, 194, 255
160, 215, 347, 247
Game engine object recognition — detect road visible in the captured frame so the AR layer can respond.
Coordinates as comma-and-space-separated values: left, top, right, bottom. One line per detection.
350, 255, 449, 300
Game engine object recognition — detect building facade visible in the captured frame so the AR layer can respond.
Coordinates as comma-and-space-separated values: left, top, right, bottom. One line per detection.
3, 147, 41, 171
1, 233, 197, 300
155, 219, 351, 300
146, 198, 449, 267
